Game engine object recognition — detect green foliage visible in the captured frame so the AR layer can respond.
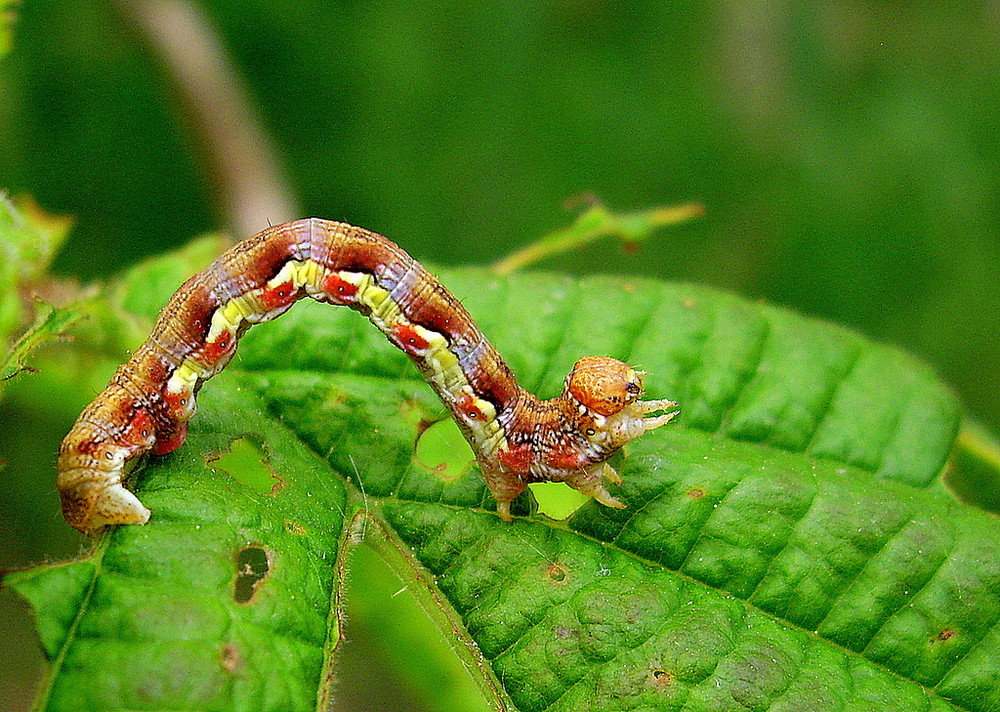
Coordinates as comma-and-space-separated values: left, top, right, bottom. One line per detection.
0, 0, 16, 58
7, 239, 999, 711
0, 195, 82, 397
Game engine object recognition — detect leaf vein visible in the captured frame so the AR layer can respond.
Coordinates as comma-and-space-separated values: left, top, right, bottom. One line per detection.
802, 341, 865, 454
620, 282, 671, 365
528, 279, 583, 394
811, 514, 914, 632
714, 312, 772, 435
860, 539, 955, 658
744, 477, 822, 602
674, 478, 745, 573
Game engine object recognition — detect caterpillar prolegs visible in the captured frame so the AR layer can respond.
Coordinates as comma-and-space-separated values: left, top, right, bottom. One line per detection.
58, 218, 678, 533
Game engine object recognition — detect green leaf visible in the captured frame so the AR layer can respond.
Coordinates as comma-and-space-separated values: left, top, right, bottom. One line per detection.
0, 195, 83, 397
13, 382, 348, 710
8, 245, 999, 712
1, 301, 84, 383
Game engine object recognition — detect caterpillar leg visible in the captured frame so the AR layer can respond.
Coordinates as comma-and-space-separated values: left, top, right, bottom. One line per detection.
479, 461, 527, 522
638, 398, 679, 430
564, 463, 626, 510
601, 461, 622, 486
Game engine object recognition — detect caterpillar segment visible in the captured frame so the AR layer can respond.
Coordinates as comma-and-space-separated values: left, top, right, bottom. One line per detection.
57, 218, 679, 533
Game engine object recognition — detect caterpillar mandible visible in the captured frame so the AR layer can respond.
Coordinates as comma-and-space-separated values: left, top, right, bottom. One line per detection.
57, 219, 679, 533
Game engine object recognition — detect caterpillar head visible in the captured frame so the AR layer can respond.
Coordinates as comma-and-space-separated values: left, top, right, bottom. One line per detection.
565, 355, 644, 416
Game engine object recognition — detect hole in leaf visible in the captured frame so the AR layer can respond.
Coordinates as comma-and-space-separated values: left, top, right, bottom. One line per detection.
206, 437, 283, 495
338, 543, 493, 709
529, 482, 590, 520
233, 545, 270, 604
412, 415, 474, 482
649, 669, 673, 686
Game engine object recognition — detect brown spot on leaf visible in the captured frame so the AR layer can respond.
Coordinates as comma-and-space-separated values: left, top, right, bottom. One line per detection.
284, 520, 307, 536
934, 628, 956, 642
686, 487, 706, 499
649, 669, 673, 686
233, 545, 270, 604
220, 644, 241, 673
546, 563, 568, 584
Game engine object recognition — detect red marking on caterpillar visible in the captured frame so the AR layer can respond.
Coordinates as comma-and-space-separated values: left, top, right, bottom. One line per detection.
456, 392, 484, 421
122, 408, 155, 449
152, 421, 188, 455
57, 218, 679, 533
497, 443, 534, 474
162, 387, 190, 420
544, 444, 589, 471
392, 323, 430, 355
261, 280, 297, 309
202, 329, 234, 362
73, 438, 102, 456
323, 273, 358, 304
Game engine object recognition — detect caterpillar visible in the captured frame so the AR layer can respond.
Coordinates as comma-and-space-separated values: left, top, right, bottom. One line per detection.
57, 218, 678, 533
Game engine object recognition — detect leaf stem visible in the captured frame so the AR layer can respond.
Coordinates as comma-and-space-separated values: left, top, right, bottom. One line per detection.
1, 302, 85, 386
491, 198, 705, 276
956, 420, 1000, 472
315, 506, 363, 712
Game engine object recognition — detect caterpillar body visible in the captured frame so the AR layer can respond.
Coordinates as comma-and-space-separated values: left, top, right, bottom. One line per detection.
58, 218, 678, 533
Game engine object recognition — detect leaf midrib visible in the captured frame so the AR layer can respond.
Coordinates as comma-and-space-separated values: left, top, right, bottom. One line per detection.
32, 539, 110, 712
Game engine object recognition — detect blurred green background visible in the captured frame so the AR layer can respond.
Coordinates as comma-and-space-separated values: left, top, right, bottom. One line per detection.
2, 1, 1000, 710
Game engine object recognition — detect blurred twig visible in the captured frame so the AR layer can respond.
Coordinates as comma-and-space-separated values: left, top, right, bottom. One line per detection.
491, 197, 705, 276
957, 421, 1000, 472
115, 0, 298, 237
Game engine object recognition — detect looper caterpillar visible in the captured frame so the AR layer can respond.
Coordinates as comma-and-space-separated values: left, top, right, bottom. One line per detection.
58, 219, 678, 533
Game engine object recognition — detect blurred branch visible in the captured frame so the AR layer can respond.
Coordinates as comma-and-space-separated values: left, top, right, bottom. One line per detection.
957, 420, 1000, 472
491, 198, 705, 276
115, 0, 298, 237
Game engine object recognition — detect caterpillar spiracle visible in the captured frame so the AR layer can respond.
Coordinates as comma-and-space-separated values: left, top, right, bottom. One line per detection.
58, 218, 679, 533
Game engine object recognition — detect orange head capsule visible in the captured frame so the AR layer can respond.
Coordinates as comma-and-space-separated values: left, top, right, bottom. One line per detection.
566, 355, 643, 416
